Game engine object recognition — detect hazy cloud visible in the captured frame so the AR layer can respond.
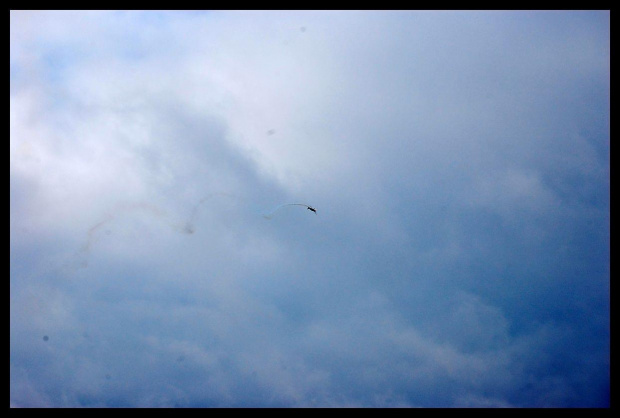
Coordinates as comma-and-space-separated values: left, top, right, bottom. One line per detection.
10, 10, 609, 407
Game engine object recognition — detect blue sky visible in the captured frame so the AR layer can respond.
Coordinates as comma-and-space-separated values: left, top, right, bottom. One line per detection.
10, 10, 609, 407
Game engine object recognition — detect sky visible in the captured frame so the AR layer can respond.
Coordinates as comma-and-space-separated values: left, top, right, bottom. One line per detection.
10, 10, 610, 408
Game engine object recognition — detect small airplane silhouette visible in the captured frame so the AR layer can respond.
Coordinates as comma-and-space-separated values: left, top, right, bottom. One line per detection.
307, 206, 317, 214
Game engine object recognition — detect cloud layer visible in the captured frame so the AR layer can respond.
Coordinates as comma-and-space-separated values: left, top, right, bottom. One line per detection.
10, 10, 609, 407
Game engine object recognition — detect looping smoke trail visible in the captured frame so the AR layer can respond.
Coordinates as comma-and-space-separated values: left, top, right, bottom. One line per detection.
23, 194, 313, 283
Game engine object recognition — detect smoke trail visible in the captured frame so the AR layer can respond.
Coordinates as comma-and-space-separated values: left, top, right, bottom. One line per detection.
57, 202, 170, 276
71, 214, 115, 270
21, 194, 239, 282
262, 203, 314, 220
180, 192, 235, 234
66, 194, 236, 274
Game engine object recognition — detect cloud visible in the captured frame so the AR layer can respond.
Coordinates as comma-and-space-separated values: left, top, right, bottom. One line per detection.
10, 10, 609, 407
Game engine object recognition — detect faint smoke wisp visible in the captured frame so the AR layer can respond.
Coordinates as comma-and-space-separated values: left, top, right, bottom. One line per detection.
62, 195, 236, 276
59, 202, 170, 276
180, 192, 235, 234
